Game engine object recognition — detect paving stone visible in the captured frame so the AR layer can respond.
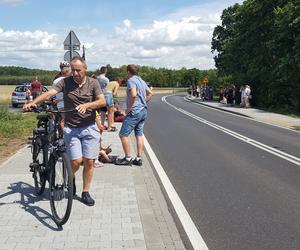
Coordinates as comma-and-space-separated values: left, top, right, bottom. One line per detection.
0, 123, 185, 249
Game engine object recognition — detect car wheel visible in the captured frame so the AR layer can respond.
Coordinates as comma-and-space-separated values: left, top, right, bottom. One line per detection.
12, 103, 18, 108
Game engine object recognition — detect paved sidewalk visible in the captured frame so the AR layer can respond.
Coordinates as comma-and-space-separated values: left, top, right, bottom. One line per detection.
187, 97, 300, 131
0, 123, 185, 250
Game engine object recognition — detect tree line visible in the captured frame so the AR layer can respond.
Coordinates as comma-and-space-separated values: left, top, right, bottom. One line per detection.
212, 0, 300, 113
0, 65, 223, 89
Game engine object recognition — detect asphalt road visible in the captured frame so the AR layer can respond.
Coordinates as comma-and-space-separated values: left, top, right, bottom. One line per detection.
144, 94, 300, 250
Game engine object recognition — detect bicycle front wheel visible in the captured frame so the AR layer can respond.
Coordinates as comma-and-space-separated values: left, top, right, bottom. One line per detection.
49, 152, 73, 226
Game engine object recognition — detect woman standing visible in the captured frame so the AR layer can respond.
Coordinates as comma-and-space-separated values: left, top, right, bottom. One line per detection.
105, 77, 122, 131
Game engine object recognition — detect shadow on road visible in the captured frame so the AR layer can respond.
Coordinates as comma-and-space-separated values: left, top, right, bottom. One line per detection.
0, 181, 62, 231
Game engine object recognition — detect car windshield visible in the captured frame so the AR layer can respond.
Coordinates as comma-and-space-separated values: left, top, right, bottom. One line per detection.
15, 86, 26, 92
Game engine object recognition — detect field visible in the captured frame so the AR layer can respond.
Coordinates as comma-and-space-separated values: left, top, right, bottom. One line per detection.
0, 85, 185, 102
0, 85, 15, 102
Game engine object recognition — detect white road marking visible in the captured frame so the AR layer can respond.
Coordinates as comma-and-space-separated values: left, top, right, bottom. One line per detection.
162, 95, 300, 166
143, 136, 209, 250
184, 96, 300, 134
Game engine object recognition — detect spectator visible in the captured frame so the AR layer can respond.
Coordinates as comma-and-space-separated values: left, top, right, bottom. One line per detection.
208, 86, 214, 100
115, 64, 152, 166
187, 85, 192, 97
54, 61, 70, 80
196, 85, 200, 98
219, 87, 224, 102
105, 77, 122, 132
25, 85, 32, 103
52, 62, 71, 110
97, 66, 110, 129
114, 100, 125, 123
31, 76, 42, 100
244, 85, 251, 108
240, 85, 246, 108
234, 85, 241, 106
52, 63, 71, 128
226, 85, 235, 106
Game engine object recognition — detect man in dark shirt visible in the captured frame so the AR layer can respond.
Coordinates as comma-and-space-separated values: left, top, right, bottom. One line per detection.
23, 56, 106, 206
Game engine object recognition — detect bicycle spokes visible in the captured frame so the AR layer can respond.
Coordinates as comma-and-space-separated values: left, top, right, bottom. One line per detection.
49, 153, 73, 226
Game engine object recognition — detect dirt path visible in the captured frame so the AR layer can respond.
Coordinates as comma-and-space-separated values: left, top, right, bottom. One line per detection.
0, 137, 29, 165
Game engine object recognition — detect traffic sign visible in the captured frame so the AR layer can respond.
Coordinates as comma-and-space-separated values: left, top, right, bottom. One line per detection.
64, 50, 80, 62
63, 31, 81, 50
64, 45, 80, 50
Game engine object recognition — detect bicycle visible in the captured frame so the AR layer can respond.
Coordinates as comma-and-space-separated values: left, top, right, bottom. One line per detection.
28, 103, 74, 226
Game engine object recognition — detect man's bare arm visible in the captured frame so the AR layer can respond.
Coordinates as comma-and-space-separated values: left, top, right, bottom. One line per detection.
146, 87, 152, 102
23, 88, 58, 111
125, 87, 137, 115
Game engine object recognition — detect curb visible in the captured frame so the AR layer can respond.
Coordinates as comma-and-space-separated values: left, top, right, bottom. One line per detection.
143, 146, 193, 250
0, 145, 29, 169
143, 136, 208, 250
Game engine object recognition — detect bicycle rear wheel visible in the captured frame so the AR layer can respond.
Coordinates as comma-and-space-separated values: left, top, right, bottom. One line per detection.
49, 151, 73, 226
32, 135, 47, 195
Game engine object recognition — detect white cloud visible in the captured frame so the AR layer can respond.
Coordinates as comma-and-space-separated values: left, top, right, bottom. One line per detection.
0, 1, 244, 70
0, 28, 62, 69
90, 14, 218, 69
82, 1, 239, 70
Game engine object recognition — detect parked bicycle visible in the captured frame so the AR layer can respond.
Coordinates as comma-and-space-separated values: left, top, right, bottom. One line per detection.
28, 102, 74, 226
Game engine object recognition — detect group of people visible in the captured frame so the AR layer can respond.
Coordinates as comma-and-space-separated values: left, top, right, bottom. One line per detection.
218, 84, 252, 108
23, 57, 152, 206
91, 67, 124, 133
187, 85, 214, 100
188, 83, 252, 108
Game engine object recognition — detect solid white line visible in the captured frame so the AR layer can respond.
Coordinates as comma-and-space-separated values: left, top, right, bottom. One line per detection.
162, 95, 300, 166
144, 136, 209, 250
184, 96, 300, 134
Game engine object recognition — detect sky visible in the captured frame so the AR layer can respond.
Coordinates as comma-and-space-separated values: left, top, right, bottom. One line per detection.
0, 0, 243, 71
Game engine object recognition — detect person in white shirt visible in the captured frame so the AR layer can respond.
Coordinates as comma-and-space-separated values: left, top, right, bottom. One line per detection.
52, 63, 71, 109
244, 85, 251, 108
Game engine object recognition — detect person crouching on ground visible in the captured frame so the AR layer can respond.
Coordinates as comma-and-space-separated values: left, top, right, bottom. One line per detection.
115, 64, 152, 166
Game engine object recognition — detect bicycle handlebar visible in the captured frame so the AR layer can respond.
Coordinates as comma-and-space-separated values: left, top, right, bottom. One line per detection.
24, 102, 76, 114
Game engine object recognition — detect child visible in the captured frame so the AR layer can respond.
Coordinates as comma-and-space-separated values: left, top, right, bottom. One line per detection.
94, 112, 116, 167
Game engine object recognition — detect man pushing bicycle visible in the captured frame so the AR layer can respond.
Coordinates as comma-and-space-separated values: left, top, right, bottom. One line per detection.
23, 56, 106, 206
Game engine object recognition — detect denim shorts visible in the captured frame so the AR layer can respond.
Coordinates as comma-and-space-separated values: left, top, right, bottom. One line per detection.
104, 93, 114, 107
119, 108, 147, 137
63, 123, 100, 160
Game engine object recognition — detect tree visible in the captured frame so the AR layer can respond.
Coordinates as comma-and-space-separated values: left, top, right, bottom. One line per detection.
211, 0, 299, 113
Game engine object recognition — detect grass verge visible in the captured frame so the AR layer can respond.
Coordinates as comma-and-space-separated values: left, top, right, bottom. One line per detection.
0, 104, 36, 163
0, 105, 36, 137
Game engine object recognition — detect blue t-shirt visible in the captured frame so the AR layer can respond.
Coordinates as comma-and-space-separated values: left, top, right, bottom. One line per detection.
126, 75, 148, 115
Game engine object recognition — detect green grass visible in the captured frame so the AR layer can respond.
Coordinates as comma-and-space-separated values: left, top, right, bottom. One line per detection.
261, 106, 300, 119
0, 105, 36, 138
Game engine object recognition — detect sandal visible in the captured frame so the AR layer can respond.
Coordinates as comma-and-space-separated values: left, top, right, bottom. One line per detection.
99, 155, 117, 164
94, 160, 104, 168
107, 126, 117, 132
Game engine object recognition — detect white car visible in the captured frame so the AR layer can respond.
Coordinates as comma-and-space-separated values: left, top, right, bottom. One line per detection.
11, 83, 48, 108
